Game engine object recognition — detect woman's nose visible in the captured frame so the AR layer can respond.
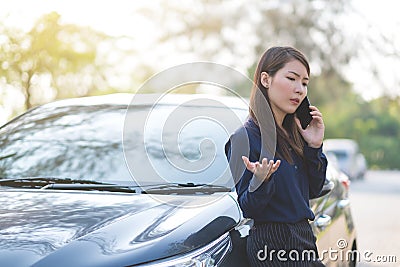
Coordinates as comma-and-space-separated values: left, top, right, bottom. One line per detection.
294, 82, 305, 94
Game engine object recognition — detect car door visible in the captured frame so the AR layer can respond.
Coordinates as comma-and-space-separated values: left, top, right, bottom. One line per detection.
311, 166, 353, 266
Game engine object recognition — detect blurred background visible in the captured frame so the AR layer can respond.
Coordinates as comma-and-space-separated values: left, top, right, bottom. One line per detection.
1, 0, 399, 170
1, 1, 400, 265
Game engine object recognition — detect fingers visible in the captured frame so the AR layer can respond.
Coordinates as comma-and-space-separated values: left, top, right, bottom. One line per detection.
242, 156, 255, 172
242, 156, 281, 181
271, 160, 281, 173
259, 159, 272, 177
263, 159, 280, 176
310, 110, 322, 117
309, 106, 323, 119
309, 106, 324, 127
311, 115, 324, 125
259, 159, 280, 181
261, 158, 270, 169
294, 116, 304, 131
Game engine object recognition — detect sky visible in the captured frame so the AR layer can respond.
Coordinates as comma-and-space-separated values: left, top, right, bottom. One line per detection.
343, 0, 400, 100
1, 0, 400, 102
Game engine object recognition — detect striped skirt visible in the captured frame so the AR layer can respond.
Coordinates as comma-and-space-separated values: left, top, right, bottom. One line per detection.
246, 220, 325, 267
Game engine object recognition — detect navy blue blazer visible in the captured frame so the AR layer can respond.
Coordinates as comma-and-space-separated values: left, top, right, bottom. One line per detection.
225, 117, 327, 224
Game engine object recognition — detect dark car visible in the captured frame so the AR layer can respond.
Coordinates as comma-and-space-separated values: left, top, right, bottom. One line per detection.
0, 94, 357, 266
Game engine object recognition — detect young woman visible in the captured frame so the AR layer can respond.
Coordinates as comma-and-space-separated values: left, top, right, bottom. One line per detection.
225, 46, 327, 266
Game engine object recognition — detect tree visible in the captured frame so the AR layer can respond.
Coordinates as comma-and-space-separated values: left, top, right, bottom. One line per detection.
133, 0, 357, 95
0, 12, 108, 111
1, 2, 398, 169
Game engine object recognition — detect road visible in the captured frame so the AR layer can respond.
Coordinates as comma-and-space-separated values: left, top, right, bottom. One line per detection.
349, 170, 400, 267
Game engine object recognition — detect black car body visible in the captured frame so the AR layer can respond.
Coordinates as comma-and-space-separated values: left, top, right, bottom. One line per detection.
0, 94, 357, 266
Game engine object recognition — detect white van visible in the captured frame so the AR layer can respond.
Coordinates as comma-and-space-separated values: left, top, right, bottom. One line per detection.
323, 139, 367, 180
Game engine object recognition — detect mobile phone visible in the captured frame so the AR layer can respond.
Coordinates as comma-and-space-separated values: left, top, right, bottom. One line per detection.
295, 96, 313, 130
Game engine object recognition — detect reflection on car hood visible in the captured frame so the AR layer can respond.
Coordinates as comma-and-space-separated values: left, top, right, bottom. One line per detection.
0, 189, 240, 267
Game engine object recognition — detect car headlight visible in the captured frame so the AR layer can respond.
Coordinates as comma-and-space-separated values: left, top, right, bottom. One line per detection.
141, 232, 232, 267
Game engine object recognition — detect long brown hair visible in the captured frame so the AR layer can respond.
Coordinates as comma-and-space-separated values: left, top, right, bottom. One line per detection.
249, 46, 310, 164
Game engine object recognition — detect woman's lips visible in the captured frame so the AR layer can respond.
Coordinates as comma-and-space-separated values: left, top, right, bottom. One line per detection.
290, 98, 300, 105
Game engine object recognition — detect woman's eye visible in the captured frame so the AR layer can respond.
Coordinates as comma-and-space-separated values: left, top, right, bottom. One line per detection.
303, 83, 308, 87
287, 77, 295, 81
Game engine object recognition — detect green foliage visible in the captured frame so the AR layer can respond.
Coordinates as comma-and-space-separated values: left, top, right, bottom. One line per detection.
1, 2, 399, 169
322, 92, 400, 169
0, 12, 108, 110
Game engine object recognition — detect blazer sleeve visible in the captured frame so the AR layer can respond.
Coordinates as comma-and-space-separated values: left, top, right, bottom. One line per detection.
304, 144, 328, 199
225, 127, 276, 218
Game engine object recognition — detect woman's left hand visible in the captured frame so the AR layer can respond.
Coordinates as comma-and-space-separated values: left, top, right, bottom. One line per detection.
295, 105, 324, 148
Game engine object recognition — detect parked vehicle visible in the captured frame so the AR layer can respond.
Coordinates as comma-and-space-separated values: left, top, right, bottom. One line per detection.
323, 139, 367, 180
0, 94, 357, 266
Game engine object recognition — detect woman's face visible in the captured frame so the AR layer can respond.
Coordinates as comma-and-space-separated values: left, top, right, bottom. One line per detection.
262, 59, 309, 119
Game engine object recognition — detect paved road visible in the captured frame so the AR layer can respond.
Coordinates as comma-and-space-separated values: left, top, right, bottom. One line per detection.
349, 170, 400, 267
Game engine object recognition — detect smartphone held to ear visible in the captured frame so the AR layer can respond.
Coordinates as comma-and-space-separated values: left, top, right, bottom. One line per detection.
295, 96, 313, 130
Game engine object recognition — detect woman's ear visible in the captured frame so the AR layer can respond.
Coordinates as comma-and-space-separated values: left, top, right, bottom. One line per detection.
260, 72, 270, 88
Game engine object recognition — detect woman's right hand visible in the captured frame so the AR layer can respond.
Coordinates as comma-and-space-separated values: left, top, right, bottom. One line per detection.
242, 156, 281, 182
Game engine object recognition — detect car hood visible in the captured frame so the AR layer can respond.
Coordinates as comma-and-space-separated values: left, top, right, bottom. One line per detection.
0, 189, 241, 267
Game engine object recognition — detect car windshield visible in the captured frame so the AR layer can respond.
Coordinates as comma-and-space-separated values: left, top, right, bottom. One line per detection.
0, 103, 247, 189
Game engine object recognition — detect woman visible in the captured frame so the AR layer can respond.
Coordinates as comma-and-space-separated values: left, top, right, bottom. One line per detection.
225, 46, 327, 266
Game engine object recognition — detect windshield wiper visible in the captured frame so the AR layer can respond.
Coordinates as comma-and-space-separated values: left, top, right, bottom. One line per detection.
41, 183, 137, 193
0, 177, 136, 193
0, 178, 231, 194
141, 183, 232, 195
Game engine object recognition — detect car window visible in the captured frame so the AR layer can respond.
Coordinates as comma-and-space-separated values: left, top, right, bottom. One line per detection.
131, 104, 247, 187
328, 151, 348, 160
0, 104, 248, 187
0, 105, 130, 181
